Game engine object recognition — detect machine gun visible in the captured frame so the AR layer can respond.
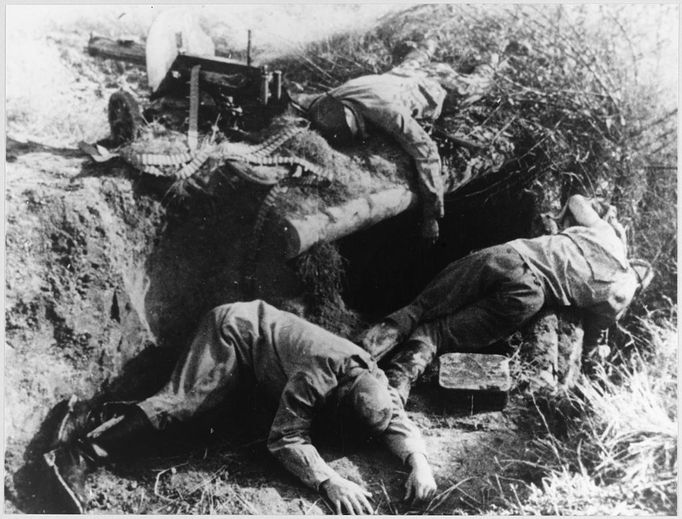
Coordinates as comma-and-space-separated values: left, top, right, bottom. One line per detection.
151, 52, 288, 134
88, 34, 289, 146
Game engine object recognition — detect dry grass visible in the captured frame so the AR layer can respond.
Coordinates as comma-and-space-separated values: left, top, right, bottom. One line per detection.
484, 313, 677, 515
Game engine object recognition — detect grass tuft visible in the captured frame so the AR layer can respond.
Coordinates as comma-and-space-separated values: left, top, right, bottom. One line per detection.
488, 314, 677, 515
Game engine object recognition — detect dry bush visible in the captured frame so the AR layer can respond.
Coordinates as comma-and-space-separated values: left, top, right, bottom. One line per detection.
294, 242, 363, 338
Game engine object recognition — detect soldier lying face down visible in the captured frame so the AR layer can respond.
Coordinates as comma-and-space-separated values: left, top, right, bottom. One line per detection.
303, 39, 447, 245
303, 39, 506, 247
359, 194, 654, 404
44, 300, 436, 514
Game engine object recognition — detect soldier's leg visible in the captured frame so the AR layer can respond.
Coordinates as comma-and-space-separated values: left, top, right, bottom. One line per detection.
137, 305, 244, 430
383, 339, 438, 405
410, 279, 546, 354
364, 246, 508, 360
44, 305, 245, 513
384, 264, 545, 402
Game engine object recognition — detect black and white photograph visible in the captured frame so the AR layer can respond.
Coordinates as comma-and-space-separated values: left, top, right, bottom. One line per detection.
4, 3, 678, 515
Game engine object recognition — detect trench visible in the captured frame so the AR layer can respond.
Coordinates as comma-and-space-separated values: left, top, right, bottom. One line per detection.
7, 147, 541, 514
337, 188, 537, 322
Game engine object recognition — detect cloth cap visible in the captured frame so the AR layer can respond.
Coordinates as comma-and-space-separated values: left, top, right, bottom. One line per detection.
307, 94, 360, 145
341, 370, 393, 435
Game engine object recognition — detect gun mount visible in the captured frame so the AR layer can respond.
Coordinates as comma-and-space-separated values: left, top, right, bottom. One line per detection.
152, 52, 288, 133
88, 36, 289, 146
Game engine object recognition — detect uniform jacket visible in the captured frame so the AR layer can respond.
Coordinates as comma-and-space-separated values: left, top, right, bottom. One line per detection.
326, 70, 447, 220
148, 300, 428, 490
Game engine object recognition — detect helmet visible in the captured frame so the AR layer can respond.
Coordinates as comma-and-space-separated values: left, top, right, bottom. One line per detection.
341, 370, 393, 434
307, 94, 364, 146
145, 8, 215, 93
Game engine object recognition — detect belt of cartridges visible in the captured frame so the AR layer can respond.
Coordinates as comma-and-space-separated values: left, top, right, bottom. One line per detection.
242, 182, 288, 296
223, 152, 332, 187
218, 125, 333, 186
118, 147, 211, 179
118, 125, 332, 186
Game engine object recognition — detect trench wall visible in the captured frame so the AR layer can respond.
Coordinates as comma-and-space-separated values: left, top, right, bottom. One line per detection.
4, 155, 299, 492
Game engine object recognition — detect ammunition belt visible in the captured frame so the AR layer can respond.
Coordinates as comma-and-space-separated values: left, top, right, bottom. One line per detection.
218, 125, 333, 186
118, 147, 207, 179
242, 183, 288, 295
118, 124, 333, 185
224, 153, 332, 186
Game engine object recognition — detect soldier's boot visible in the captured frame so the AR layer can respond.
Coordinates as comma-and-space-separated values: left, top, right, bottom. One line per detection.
43, 404, 154, 514
384, 340, 437, 405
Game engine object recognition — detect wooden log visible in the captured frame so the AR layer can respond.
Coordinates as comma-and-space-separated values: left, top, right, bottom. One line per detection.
521, 308, 584, 393
521, 310, 559, 391
276, 187, 418, 259
438, 353, 511, 392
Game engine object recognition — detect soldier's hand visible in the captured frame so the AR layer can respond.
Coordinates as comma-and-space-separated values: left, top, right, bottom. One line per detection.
420, 218, 439, 245
404, 453, 437, 504
322, 474, 374, 515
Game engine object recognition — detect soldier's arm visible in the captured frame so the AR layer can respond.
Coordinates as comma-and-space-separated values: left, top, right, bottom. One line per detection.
267, 372, 374, 514
564, 194, 606, 228
364, 108, 444, 223
267, 372, 337, 489
381, 387, 436, 502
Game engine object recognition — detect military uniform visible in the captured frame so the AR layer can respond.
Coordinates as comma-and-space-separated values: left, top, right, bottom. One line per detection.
381, 221, 638, 401
310, 66, 447, 222
138, 300, 426, 490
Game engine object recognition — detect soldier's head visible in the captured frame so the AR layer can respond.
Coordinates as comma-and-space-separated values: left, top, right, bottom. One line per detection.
307, 94, 364, 146
337, 369, 393, 435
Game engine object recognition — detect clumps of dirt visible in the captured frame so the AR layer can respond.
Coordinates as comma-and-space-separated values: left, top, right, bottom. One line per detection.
294, 242, 363, 338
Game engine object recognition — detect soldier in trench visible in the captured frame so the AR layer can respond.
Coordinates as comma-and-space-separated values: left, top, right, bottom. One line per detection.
302, 38, 501, 245
359, 194, 654, 403
44, 300, 436, 514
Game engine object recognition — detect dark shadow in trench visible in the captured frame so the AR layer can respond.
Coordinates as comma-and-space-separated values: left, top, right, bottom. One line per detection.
338, 172, 538, 322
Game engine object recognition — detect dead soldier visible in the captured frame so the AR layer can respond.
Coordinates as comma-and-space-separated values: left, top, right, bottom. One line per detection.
303, 39, 446, 245
360, 194, 654, 403
303, 39, 504, 246
44, 300, 436, 514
